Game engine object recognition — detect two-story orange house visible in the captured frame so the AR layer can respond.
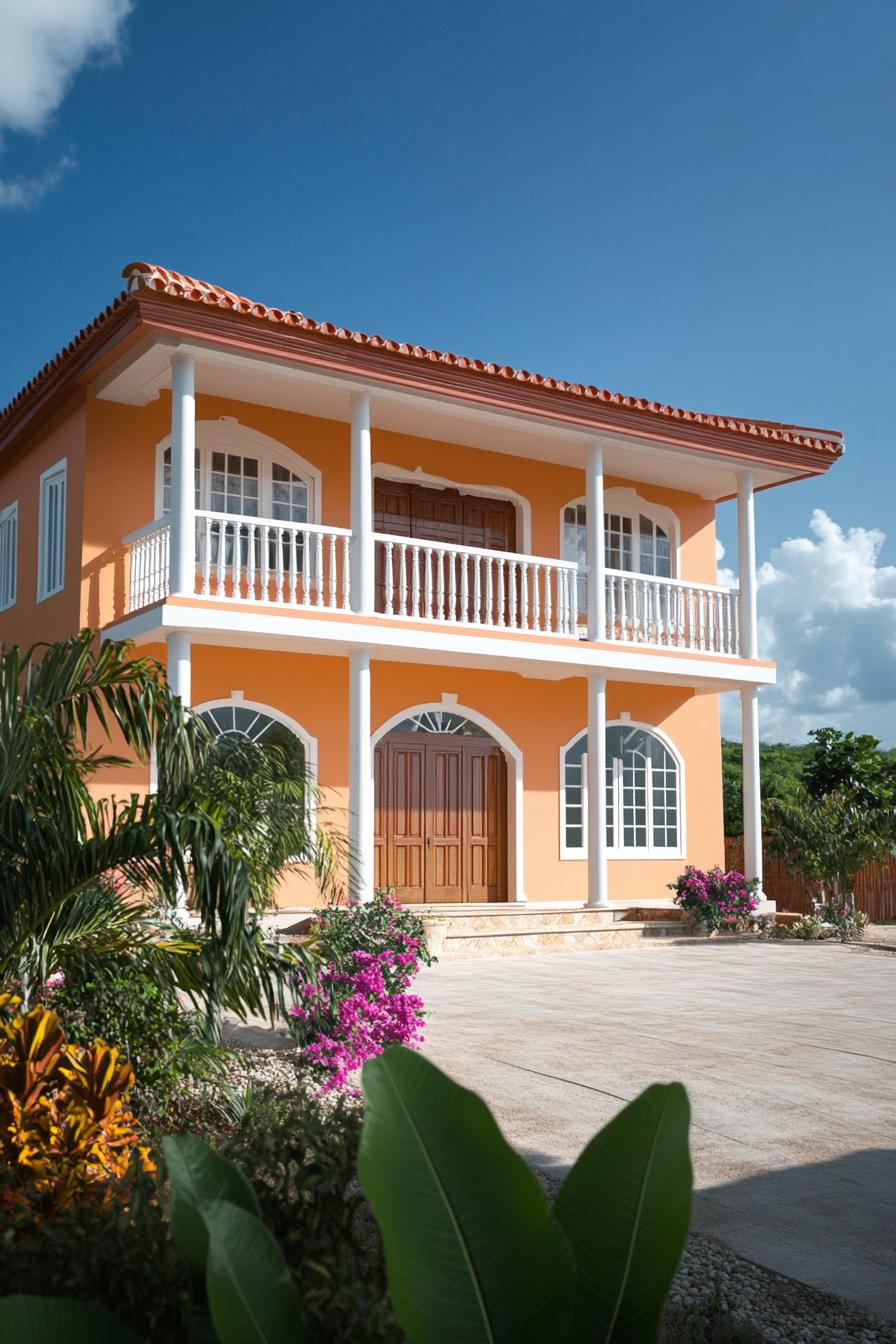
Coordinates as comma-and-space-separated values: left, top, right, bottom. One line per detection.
0, 263, 842, 914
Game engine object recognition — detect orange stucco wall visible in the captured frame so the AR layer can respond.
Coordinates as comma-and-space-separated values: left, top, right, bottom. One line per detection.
0, 394, 86, 648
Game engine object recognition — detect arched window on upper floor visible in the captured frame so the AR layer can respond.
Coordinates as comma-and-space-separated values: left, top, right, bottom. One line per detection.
560, 488, 679, 610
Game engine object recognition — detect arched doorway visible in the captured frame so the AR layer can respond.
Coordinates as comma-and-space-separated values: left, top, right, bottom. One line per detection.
373, 710, 508, 904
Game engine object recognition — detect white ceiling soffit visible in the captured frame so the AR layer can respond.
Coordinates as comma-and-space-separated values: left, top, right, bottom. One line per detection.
94, 336, 795, 501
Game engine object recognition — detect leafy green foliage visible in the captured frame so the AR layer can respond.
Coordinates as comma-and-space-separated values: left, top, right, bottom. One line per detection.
0, 1159, 189, 1340
313, 888, 437, 987
0, 632, 318, 1034
0, 1296, 142, 1343
2, 1050, 694, 1344
359, 1047, 575, 1344
801, 727, 896, 805
50, 955, 223, 1121
721, 740, 809, 836
555, 1082, 692, 1342
188, 731, 338, 911
766, 791, 896, 899
220, 1086, 399, 1342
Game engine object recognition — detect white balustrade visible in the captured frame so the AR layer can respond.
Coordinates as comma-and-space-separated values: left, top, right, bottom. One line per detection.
126, 518, 170, 609
125, 515, 740, 657
604, 569, 741, 655
374, 533, 579, 635
125, 513, 352, 612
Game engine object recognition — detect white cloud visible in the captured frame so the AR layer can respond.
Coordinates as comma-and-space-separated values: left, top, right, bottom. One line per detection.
0, 0, 132, 209
0, 154, 76, 208
0, 0, 133, 136
721, 510, 896, 746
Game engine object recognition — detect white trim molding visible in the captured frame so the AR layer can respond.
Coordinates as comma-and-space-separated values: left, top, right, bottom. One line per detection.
0, 500, 18, 611
561, 718, 686, 862
372, 699, 526, 903
37, 457, 67, 602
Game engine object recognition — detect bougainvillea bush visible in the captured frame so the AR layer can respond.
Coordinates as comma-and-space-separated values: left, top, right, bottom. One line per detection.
668, 866, 760, 931
287, 890, 433, 1092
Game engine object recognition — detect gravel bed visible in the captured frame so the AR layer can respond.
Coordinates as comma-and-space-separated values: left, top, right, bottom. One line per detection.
668, 1234, 896, 1343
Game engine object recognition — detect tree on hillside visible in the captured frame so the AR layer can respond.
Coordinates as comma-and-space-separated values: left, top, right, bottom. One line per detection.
801, 727, 896, 806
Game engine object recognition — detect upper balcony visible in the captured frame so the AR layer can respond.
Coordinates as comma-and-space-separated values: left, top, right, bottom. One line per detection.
124, 509, 742, 657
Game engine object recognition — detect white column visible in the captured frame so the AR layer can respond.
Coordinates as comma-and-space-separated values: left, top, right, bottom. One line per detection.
350, 392, 374, 615
169, 351, 196, 597
348, 648, 374, 903
166, 630, 191, 705
586, 670, 609, 908
741, 685, 763, 889
586, 442, 606, 641
736, 470, 758, 660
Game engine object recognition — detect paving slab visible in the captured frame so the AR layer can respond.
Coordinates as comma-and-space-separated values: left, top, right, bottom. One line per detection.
416, 942, 896, 1321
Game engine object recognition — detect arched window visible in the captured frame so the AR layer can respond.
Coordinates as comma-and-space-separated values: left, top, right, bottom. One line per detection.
390, 710, 491, 736
198, 702, 306, 765
157, 420, 318, 525
561, 723, 681, 859
561, 490, 677, 609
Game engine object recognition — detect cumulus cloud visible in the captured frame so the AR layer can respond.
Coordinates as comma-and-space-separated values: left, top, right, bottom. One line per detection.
721, 511, 896, 746
0, 0, 132, 208
0, 0, 132, 135
0, 154, 77, 208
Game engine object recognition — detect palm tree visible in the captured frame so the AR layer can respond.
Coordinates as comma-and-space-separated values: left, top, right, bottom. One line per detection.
0, 632, 317, 1029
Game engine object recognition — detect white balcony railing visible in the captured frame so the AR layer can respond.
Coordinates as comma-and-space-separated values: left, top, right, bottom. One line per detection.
374, 533, 580, 636
126, 513, 352, 612
124, 517, 741, 655
604, 569, 741, 655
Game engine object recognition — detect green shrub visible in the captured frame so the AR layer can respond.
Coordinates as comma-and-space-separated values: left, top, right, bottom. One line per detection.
220, 1085, 400, 1342
0, 1160, 189, 1342
49, 955, 224, 1121
663, 1294, 764, 1343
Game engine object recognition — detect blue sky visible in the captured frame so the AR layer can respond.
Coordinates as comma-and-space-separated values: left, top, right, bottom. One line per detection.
1, 1, 894, 741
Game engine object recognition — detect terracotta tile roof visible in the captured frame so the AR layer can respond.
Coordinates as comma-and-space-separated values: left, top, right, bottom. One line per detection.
0, 261, 844, 458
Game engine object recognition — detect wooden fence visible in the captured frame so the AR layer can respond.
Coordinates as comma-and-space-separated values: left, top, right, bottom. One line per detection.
724, 837, 896, 923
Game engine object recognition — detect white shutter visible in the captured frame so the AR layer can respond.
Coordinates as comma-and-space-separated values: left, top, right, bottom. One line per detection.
38, 460, 67, 600
0, 502, 17, 610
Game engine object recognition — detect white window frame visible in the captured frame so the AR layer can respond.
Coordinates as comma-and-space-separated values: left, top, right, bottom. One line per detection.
37, 459, 67, 602
154, 418, 322, 523
0, 501, 18, 612
559, 719, 685, 860
559, 487, 680, 581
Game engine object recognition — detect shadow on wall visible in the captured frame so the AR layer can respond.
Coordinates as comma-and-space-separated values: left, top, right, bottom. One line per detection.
82, 543, 128, 627
519, 1141, 896, 1324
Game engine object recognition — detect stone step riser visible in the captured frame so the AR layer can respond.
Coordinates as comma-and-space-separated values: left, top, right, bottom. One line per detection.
438, 924, 682, 960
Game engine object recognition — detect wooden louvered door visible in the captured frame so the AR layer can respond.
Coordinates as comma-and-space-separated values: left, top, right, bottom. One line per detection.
374, 732, 507, 902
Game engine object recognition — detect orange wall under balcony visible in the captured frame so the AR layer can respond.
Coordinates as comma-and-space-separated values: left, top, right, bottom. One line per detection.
108, 644, 724, 909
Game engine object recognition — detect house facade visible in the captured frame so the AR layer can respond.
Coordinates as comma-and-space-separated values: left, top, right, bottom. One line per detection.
0, 263, 843, 909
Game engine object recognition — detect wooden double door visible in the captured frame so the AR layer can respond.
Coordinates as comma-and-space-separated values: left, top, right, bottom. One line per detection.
374, 731, 508, 903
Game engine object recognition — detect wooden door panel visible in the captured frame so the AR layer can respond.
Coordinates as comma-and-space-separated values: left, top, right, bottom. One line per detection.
373, 745, 387, 892
466, 747, 506, 901
390, 742, 426, 903
427, 745, 464, 901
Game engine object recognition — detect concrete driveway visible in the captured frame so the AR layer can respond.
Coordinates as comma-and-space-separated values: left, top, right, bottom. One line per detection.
417, 942, 896, 1321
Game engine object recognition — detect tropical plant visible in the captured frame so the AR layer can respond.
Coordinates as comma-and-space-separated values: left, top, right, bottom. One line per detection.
765, 792, 896, 903
188, 730, 338, 911
801, 727, 896, 806
0, 632, 316, 1032
287, 892, 432, 1092
0, 1047, 694, 1343
668, 867, 759, 931
0, 995, 153, 1214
